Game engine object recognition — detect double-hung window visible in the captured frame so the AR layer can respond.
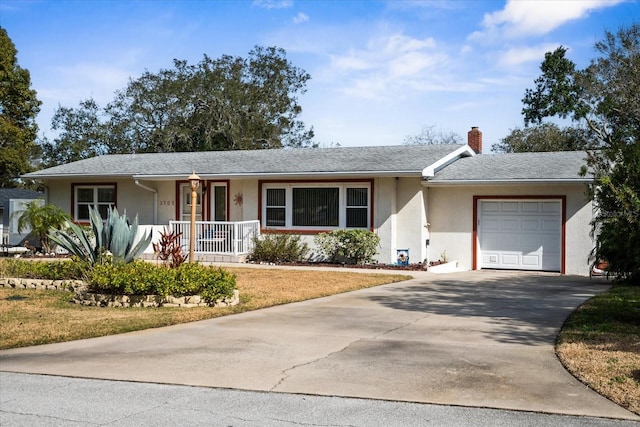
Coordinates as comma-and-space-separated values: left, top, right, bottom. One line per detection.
74, 185, 116, 221
263, 182, 370, 230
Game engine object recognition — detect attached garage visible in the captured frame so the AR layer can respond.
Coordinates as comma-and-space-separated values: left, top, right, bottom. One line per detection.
475, 198, 564, 272
424, 150, 593, 276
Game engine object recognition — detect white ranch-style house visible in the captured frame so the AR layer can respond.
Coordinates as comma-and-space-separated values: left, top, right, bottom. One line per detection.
23, 128, 595, 275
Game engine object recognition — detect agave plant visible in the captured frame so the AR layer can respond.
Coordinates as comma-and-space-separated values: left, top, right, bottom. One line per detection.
49, 206, 152, 264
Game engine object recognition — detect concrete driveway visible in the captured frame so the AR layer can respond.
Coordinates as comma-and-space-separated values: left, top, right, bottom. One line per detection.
0, 270, 637, 420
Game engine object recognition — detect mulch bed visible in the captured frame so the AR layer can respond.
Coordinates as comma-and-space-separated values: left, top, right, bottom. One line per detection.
255, 261, 428, 271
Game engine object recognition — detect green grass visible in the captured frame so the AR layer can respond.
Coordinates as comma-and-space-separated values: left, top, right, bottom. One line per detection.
556, 280, 640, 415
559, 282, 640, 340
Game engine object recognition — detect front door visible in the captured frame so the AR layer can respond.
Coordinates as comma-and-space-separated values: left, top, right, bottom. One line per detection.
210, 183, 227, 221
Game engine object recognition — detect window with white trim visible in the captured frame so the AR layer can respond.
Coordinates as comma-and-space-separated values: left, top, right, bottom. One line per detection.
262, 183, 370, 229
75, 185, 115, 221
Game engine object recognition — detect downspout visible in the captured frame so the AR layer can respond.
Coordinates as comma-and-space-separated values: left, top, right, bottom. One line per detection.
134, 180, 158, 224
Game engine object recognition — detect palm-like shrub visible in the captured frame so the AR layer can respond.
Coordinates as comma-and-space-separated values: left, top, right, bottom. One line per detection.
49, 206, 152, 264
15, 200, 71, 253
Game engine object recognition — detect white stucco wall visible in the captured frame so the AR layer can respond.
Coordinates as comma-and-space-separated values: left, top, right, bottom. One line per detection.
427, 183, 593, 276
241, 179, 259, 221
372, 177, 428, 265
395, 177, 428, 264
373, 177, 395, 264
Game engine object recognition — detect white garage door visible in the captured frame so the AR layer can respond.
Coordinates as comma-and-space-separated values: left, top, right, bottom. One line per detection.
479, 200, 562, 271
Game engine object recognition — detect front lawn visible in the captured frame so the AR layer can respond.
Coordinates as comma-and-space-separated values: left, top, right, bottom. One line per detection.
556, 282, 640, 415
0, 267, 408, 349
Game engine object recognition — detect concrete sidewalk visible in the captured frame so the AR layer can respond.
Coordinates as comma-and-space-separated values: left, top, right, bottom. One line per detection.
0, 270, 637, 420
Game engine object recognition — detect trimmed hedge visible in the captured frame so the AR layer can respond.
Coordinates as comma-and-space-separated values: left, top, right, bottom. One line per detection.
87, 261, 236, 304
0, 259, 236, 305
0, 258, 85, 280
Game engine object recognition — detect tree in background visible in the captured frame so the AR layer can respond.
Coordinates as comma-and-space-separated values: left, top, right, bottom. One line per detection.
0, 27, 42, 187
39, 46, 315, 166
38, 98, 108, 168
403, 124, 462, 145
492, 123, 591, 153
522, 24, 640, 281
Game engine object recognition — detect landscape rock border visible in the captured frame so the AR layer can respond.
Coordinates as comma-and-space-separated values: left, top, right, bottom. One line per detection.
0, 277, 239, 308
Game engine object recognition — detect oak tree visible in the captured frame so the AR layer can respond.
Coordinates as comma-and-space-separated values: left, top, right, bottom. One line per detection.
40, 46, 315, 166
492, 123, 591, 153
0, 27, 42, 187
522, 24, 640, 281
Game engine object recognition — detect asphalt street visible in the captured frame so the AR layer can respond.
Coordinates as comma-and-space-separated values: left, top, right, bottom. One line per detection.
1, 372, 637, 427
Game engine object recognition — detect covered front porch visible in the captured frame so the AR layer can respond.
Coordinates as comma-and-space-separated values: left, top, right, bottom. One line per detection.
140, 220, 260, 263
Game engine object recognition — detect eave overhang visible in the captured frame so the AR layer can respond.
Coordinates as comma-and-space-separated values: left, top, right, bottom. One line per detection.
23, 170, 424, 181
421, 145, 476, 178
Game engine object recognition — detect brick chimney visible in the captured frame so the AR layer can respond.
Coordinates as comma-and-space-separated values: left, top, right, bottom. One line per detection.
467, 126, 482, 154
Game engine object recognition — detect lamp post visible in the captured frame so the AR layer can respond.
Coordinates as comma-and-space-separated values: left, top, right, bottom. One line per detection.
188, 171, 200, 263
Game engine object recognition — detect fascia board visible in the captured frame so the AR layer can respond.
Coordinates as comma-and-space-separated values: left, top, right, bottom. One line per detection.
21, 173, 133, 180
421, 145, 475, 178
133, 171, 422, 180
422, 179, 592, 186
25, 170, 426, 181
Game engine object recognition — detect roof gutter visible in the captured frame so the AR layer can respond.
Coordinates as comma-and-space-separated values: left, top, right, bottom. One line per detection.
134, 180, 158, 224
422, 179, 592, 186
132, 171, 423, 180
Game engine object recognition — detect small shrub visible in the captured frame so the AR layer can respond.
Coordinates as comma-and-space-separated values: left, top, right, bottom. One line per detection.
200, 269, 235, 305
249, 232, 309, 263
314, 229, 380, 264
87, 261, 169, 296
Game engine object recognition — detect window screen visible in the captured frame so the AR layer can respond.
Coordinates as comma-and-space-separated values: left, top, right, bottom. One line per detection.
292, 187, 339, 227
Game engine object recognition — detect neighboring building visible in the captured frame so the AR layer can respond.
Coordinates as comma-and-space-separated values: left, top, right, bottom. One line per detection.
22, 128, 594, 275
0, 188, 43, 246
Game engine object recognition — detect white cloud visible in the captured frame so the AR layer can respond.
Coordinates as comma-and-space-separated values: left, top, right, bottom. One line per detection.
497, 43, 561, 66
327, 32, 447, 99
252, 0, 293, 9
293, 12, 309, 24
41, 62, 131, 106
472, 0, 623, 40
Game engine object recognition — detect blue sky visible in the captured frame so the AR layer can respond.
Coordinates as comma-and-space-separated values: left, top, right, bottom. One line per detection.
1, 0, 637, 149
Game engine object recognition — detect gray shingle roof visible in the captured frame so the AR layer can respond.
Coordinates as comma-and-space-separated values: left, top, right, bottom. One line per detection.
23, 145, 466, 179
0, 189, 42, 207
429, 151, 591, 183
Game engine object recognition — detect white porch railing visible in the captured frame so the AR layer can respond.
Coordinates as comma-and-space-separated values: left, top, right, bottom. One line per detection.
169, 220, 260, 256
